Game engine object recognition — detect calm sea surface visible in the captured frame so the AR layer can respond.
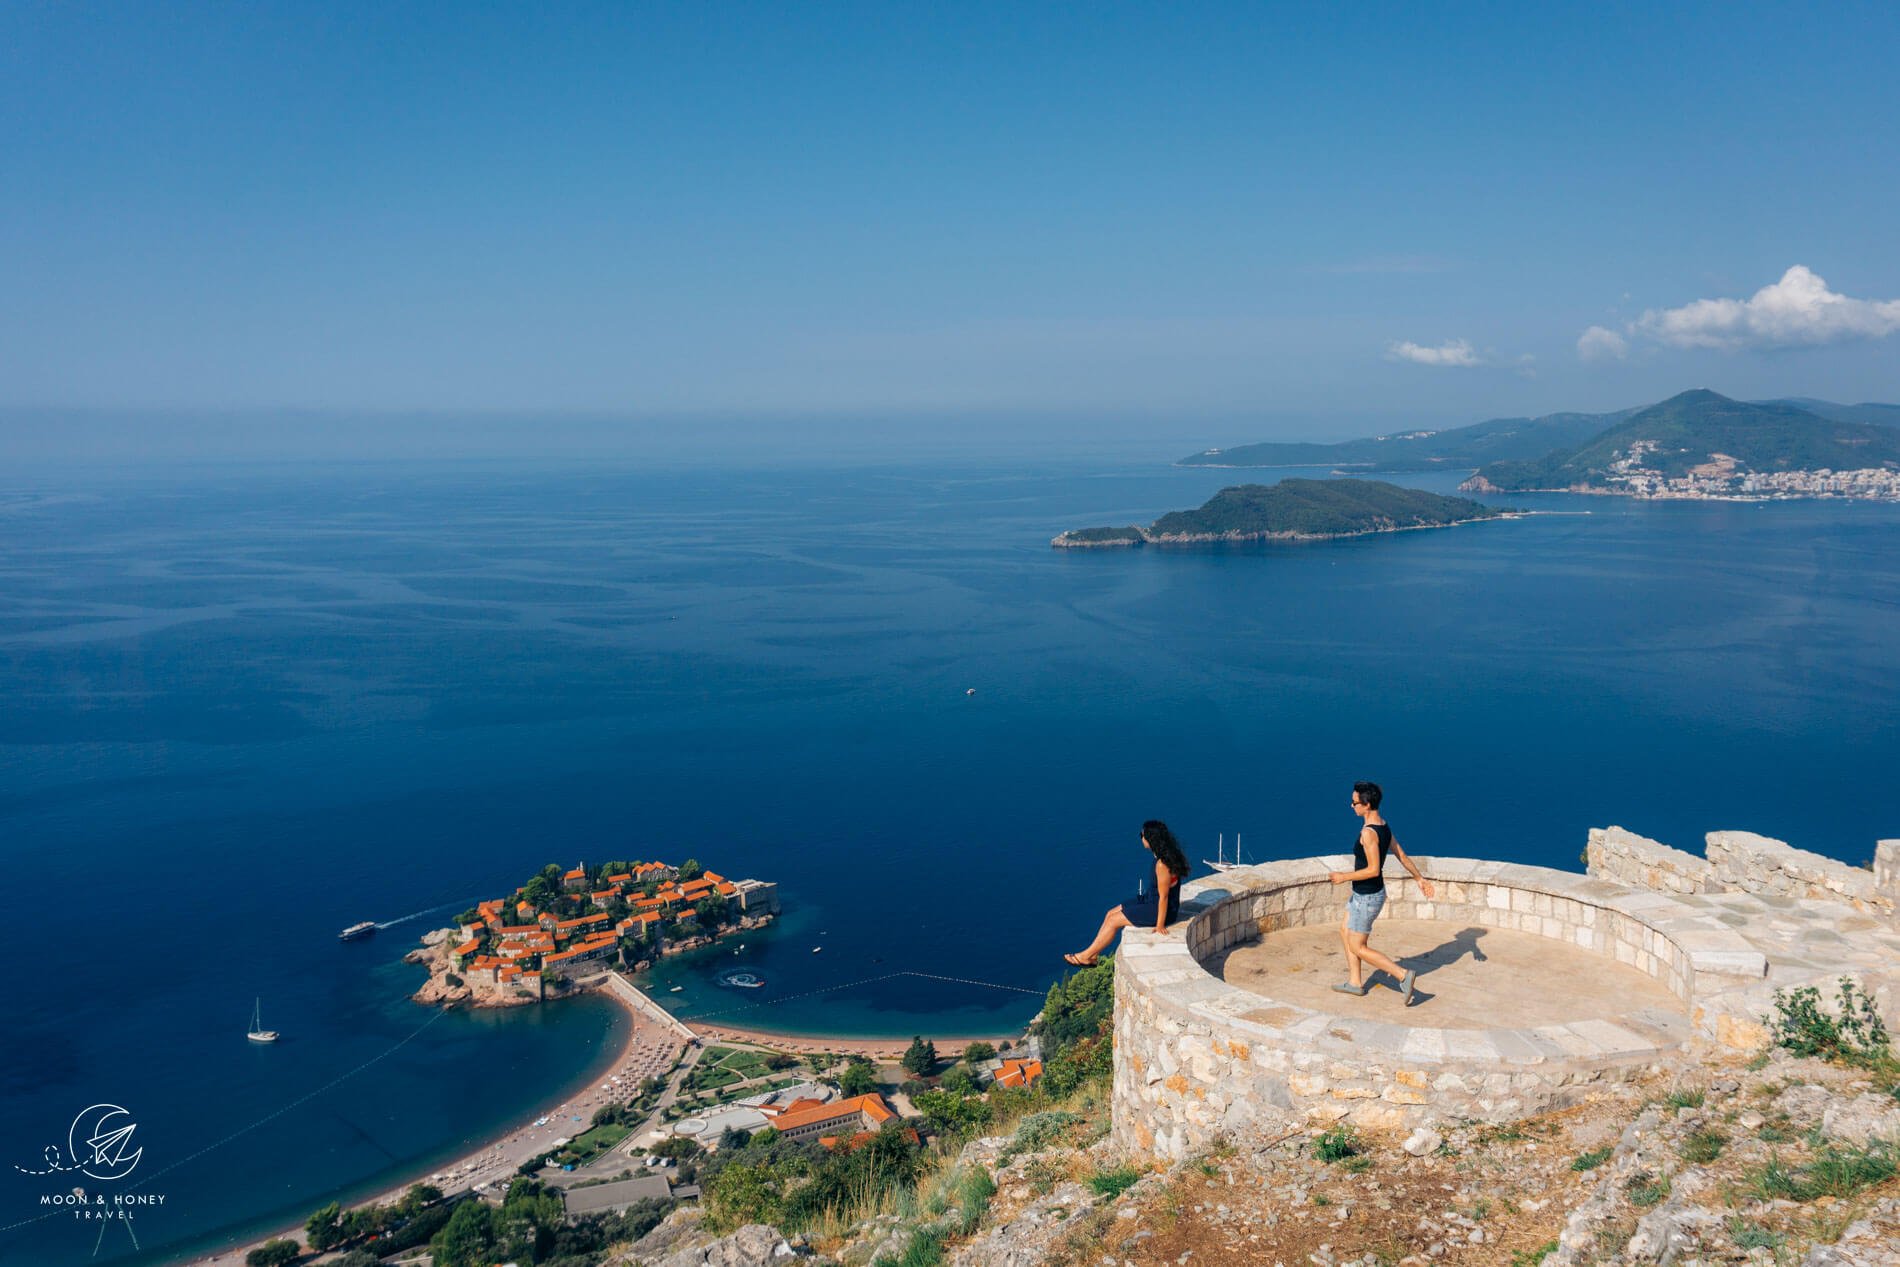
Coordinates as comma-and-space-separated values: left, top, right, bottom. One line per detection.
2, 455, 1897, 1263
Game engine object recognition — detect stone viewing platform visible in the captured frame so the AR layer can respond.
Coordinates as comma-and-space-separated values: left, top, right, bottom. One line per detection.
1113, 829, 1900, 1161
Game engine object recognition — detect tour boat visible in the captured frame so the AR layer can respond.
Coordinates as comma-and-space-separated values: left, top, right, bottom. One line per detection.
246, 998, 279, 1044
338, 921, 377, 941
1203, 833, 1247, 873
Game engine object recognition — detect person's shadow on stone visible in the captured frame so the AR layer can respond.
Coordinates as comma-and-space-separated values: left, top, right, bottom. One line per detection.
1400, 927, 1488, 999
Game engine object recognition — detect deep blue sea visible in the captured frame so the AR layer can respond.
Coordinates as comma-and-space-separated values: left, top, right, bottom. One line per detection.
3, 452, 1897, 1264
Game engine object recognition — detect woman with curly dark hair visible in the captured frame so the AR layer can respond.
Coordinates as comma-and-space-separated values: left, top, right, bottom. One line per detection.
1064, 820, 1191, 966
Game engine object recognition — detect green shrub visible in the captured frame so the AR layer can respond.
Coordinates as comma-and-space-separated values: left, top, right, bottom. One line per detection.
1571, 1146, 1612, 1172
1744, 1142, 1897, 1202
1680, 1128, 1727, 1164
873, 1225, 945, 1267
1086, 1165, 1142, 1199
1510, 1242, 1559, 1267
955, 1166, 996, 1235
1625, 1172, 1670, 1208
1000, 1111, 1078, 1163
1726, 1217, 1784, 1250
1768, 978, 1891, 1066
1663, 1086, 1705, 1110
1313, 1123, 1363, 1163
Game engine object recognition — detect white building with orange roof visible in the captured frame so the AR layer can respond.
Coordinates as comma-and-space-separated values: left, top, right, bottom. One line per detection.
769, 1094, 896, 1145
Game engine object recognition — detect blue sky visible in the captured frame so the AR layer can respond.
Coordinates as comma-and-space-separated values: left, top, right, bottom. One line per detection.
4, 1, 1899, 444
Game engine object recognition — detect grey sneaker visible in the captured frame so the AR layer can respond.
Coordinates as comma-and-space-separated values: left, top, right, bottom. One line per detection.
1332, 981, 1368, 996
1401, 969, 1418, 1005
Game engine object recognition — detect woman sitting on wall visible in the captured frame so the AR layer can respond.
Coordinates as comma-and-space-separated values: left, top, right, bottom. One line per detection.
1064, 820, 1191, 966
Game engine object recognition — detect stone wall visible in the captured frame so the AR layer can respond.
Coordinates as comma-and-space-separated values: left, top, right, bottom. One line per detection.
1705, 830, 1894, 916
1110, 856, 1768, 1162
1585, 826, 1896, 918
1584, 826, 1716, 896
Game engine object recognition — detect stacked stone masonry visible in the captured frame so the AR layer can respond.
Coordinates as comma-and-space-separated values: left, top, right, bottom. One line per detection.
1113, 830, 1900, 1163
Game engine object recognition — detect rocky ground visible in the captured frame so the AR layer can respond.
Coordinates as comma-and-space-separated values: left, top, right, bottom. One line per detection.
601, 1050, 1898, 1267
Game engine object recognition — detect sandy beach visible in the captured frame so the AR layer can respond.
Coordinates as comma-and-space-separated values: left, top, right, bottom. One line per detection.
184, 988, 674, 1267
181, 982, 1026, 1266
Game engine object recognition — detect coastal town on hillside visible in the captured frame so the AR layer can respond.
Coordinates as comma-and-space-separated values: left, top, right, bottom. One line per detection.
409, 859, 780, 1006
1599, 443, 1900, 501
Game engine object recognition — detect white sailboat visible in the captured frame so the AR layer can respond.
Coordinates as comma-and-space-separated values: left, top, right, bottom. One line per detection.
1203, 833, 1247, 873
247, 997, 279, 1044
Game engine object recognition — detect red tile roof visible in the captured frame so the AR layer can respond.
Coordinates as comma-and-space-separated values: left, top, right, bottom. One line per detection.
994, 1059, 1044, 1089
771, 1094, 894, 1134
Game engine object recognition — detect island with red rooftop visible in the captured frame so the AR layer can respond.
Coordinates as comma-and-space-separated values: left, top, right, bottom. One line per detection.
407, 858, 779, 1007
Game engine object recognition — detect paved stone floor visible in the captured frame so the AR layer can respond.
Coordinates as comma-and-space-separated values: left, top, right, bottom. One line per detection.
1210, 919, 1691, 1037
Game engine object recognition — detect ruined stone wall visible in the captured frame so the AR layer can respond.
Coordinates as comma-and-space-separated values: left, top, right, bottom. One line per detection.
1585, 826, 1717, 897
1704, 830, 1893, 916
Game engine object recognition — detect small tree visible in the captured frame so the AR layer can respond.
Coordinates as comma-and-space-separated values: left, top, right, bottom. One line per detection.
901, 1036, 938, 1077
679, 858, 704, 881
304, 1202, 343, 1251
962, 1041, 996, 1065
941, 1065, 981, 1095
429, 1198, 495, 1267
246, 1239, 301, 1267
838, 1062, 878, 1097
694, 895, 727, 927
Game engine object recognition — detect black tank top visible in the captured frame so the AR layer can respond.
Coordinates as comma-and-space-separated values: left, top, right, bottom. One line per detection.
1352, 824, 1391, 895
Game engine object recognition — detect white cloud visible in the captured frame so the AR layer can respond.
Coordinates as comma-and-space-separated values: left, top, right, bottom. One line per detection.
1385, 338, 1482, 367
1577, 325, 1629, 362
1582, 266, 1900, 360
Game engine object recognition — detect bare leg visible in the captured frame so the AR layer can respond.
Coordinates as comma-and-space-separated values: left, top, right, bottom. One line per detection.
1338, 913, 1363, 987
1347, 931, 1405, 984
1071, 906, 1133, 963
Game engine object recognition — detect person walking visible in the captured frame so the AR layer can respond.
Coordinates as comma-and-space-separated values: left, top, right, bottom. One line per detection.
1065, 820, 1190, 965
1329, 781, 1434, 1003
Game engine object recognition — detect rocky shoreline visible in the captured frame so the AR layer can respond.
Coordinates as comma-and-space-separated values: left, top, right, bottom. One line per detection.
406, 912, 779, 1009
1051, 514, 1516, 549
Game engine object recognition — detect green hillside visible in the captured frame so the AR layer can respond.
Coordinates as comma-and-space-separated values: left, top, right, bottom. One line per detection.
1176, 409, 1632, 470
1053, 478, 1504, 547
1770, 398, 1900, 429
1468, 390, 1900, 492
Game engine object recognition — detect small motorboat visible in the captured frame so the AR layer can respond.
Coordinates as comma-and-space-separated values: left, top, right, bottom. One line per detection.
669, 985, 683, 992
811, 946, 822, 953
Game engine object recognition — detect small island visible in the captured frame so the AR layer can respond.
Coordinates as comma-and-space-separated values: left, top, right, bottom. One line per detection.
408, 859, 779, 1008
1052, 478, 1510, 548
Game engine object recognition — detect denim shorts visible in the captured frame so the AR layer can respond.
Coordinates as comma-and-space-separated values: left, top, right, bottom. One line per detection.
1345, 889, 1386, 934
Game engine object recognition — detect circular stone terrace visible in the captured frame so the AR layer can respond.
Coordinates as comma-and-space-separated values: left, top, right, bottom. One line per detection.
1111, 856, 1768, 1161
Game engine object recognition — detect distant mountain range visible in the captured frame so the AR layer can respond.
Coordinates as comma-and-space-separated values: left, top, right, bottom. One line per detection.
1178, 394, 1900, 474
1052, 479, 1504, 548
1463, 390, 1900, 496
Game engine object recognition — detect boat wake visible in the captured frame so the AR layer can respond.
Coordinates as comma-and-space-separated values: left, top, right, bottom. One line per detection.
375, 898, 479, 929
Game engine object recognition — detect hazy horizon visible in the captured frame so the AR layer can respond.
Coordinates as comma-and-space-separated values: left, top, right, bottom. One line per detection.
4, 384, 1895, 466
